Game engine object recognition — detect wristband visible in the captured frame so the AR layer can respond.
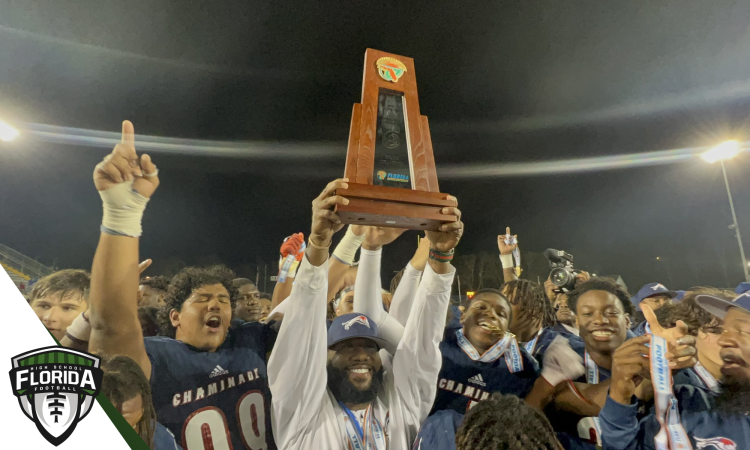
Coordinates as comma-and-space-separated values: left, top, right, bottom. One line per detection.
500, 253, 514, 268
99, 181, 149, 237
66, 311, 92, 343
332, 226, 365, 265
308, 237, 331, 250
429, 248, 454, 262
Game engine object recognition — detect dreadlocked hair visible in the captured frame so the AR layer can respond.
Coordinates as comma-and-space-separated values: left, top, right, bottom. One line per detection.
157, 265, 238, 338
501, 279, 556, 328
655, 287, 731, 335
100, 355, 156, 448
568, 277, 635, 317
455, 393, 562, 449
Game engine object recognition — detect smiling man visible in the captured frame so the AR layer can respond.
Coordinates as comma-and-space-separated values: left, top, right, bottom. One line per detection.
431, 288, 540, 414
545, 277, 636, 449
599, 291, 750, 449
268, 178, 464, 450
87, 121, 278, 449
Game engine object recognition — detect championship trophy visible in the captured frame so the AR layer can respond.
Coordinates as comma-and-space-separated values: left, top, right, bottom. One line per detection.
336, 48, 456, 230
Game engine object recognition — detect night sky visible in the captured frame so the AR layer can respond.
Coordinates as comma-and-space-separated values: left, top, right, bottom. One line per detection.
2, 0, 750, 293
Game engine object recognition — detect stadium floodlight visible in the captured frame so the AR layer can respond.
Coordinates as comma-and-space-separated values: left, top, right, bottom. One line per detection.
0, 119, 19, 142
702, 140, 749, 281
700, 140, 741, 163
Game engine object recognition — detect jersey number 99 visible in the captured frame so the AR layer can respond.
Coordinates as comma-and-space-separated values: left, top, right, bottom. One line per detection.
183, 391, 267, 450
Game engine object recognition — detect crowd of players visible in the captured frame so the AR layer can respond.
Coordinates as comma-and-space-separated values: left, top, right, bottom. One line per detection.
22, 121, 750, 449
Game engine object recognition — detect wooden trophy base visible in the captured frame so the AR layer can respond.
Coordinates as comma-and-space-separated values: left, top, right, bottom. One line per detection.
336, 183, 456, 231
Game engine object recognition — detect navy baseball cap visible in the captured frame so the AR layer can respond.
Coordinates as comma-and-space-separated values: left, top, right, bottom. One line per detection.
735, 282, 750, 295
695, 291, 750, 319
632, 282, 678, 308
328, 313, 389, 350
674, 290, 686, 302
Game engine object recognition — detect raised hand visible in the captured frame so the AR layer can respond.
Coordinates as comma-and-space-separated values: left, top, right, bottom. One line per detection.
574, 271, 591, 288
642, 304, 697, 369
280, 233, 305, 258
363, 226, 407, 250
425, 196, 463, 253
541, 336, 585, 387
544, 276, 558, 302
94, 121, 159, 198
310, 178, 349, 247
497, 227, 518, 255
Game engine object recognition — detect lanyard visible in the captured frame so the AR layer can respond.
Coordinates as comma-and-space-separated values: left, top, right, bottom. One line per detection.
524, 329, 543, 354
580, 351, 602, 445
503, 234, 522, 277
650, 335, 693, 450
584, 351, 599, 384
334, 400, 387, 450
455, 329, 524, 372
692, 361, 720, 393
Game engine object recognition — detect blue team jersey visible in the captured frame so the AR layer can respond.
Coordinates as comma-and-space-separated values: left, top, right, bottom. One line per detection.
430, 323, 539, 415
155, 422, 183, 450
600, 385, 749, 450
145, 321, 278, 450
522, 327, 564, 362
413, 409, 463, 450
545, 339, 613, 450
673, 364, 721, 395
550, 322, 583, 343
631, 320, 649, 337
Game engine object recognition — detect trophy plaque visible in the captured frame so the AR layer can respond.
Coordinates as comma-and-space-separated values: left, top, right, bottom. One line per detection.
336, 48, 456, 230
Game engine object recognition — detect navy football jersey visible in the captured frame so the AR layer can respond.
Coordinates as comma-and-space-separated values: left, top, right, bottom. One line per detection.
155, 422, 183, 450
672, 363, 720, 395
521, 326, 564, 362
430, 323, 539, 415
550, 322, 582, 343
145, 321, 278, 450
413, 409, 463, 450
545, 339, 613, 450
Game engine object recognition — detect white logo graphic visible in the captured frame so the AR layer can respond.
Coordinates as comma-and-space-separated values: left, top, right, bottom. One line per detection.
343, 315, 370, 330
695, 437, 737, 450
10, 347, 102, 446
209, 365, 229, 378
467, 374, 486, 387
651, 283, 666, 291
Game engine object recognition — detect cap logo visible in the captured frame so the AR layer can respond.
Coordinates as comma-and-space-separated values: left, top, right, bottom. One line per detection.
651, 283, 666, 291
343, 315, 370, 330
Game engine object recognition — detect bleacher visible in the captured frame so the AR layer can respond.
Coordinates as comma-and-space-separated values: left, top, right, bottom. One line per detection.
0, 243, 53, 293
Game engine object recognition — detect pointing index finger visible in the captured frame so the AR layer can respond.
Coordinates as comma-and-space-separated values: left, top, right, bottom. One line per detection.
641, 304, 663, 335
122, 120, 135, 147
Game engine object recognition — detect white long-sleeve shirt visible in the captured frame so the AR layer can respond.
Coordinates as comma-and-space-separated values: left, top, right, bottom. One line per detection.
268, 255, 455, 450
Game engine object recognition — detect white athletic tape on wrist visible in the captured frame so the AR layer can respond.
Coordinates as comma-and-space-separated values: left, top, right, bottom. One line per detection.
99, 181, 149, 237
500, 253, 514, 268
66, 312, 92, 343
332, 226, 365, 265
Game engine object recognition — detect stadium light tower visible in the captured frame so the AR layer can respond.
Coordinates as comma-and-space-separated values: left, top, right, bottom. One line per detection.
0, 119, 19, 142
701, 140, 750, 282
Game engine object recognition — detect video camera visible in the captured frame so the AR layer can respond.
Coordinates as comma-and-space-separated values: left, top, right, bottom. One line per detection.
543, 248, 580, 292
